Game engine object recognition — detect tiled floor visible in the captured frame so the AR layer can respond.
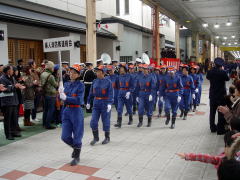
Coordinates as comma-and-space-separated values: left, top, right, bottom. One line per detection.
0, 79, 223, 180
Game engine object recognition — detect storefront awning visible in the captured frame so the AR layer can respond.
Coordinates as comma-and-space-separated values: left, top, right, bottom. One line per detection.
0, 4, 117, 39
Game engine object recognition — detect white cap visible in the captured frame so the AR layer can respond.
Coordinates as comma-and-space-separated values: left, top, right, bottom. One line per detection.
96, 59, 103, 62
135, 58, 142, 63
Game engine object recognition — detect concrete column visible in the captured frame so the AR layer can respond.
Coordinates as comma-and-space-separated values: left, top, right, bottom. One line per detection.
195, 33, 199, 61
175, 22, 180, 59
210, 43, 214, 61
0, 22, 8, 65
86, 0, 97, 66
187, 36, 192, 59
69, 33, 81, 65
214, 45, 218, 59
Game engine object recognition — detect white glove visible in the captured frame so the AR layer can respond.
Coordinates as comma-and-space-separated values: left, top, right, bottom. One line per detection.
157, 91, 160, 95
60, 93, 67, 101
195, 88, 199, 93
58, 82, 64, 93
149, 95, 153, 102
136, 97, 139, 103
107, 105, 111, 112
192, 94, 196, 99
160, 96, 164, 102
86, 104, 90, 110
177, 96, 181, 103
125, 92, 131, 99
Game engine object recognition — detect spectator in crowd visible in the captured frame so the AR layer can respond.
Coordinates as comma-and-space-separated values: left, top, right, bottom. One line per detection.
22, 66, 38, 126
207, 57, 229, 135
28, 59, 41, 122
0, 65, 25, 140
13, 67, 24, 130
17, 59, 23, 72
218, 80, 240, 124
0, 64, 3, 76
40, 61, 58, 130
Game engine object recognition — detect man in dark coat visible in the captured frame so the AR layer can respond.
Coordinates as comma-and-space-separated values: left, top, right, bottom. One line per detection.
206, 57, 229, 135
0, 65, 25, 140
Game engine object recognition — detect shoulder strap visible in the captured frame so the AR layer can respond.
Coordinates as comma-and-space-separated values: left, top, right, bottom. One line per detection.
42, 73, 51, 88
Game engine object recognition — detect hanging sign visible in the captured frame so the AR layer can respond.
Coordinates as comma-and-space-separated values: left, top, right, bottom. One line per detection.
43, 36, 74, 52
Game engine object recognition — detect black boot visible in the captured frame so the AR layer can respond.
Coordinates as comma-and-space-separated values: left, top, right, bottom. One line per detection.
193, 105, 196, 112
102, 132, 110, 145
128, 115, 133, 125
114, 116, 122, 128
124, 112, 128, 116
90, 130, 99, 146
158, 108, 162, 117
170, 117, 176, 129
133, 106, 137, 115
137, 116, 143, 127
165, 114, 170, 125
180, 110, 184, 118
70, 148, 81, 166
183, 111, 188, 120
147, 117, 152, 127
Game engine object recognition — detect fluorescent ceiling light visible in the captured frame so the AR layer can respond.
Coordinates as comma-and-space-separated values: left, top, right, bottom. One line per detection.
223, 37, 227, 40
215, 36, 219, 39
232, 35, 236, 38
214, 23, 220, 28
228, 43, 231, 46
222, 42, 226, 45
226, 21, 232, 26
202, 23, 208, 28
234, 42, 238, 45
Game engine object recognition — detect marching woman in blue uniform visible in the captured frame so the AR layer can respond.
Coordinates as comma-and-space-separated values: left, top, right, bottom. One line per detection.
135, 64, 156, 127
179, 65, 195, 120
190, 65, 200, 112
128, 65, 138, 115
114, 64, 134, 128
157, 65, 167, 117
162, 66, 183, 129
87, 65, 113, 145
106, 65, 119, 110
149, 64, 158, 112
59, 64, 85, 166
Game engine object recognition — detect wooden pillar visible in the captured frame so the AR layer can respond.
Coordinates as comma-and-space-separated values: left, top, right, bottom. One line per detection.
152, 5, 160, 65
175, 22, 180, 59
86, 0, 97, 66
156, 6, 160, 65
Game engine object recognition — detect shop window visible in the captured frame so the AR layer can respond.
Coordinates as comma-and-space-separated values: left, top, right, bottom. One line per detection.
120, 56, 132, 63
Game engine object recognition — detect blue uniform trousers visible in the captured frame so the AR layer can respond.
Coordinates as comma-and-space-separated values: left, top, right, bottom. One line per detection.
117, 95, 133, 116
165, 95, 179, 117
61, 107, 84, 148
90, 101, 111, 132
179, 92, 191, 112
138, 95, 153, 117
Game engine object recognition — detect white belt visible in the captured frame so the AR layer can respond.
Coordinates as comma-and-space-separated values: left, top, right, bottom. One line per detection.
84, 82, 93, 85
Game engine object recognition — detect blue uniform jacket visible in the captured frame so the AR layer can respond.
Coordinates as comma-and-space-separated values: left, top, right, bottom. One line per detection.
190, 73, 200, 90
118, 73, 134, 97
162, 74, 183, 97
181, 75, 195, 94
64, 81, 85, 105
135, 74, 156, 97
157, 73, 167, 96
87, 78, 113, 105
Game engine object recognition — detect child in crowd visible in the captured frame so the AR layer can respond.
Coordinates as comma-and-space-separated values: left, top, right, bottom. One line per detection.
217, 136, 240, 180
176, 130, 240, 170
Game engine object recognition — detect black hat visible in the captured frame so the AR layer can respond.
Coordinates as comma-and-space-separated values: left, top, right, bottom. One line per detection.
85, 62, 93, 66
17, 59, 23, 63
